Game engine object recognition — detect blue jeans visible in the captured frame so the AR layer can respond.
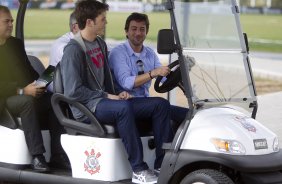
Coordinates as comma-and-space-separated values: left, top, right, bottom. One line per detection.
94, 97, 173, 172
170, 105, 189, 131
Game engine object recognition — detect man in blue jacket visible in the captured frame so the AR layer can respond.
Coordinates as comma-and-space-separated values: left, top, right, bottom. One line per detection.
60, 1, 173, 183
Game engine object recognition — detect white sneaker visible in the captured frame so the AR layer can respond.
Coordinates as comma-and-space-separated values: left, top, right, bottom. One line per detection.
132, 169, 158, 184
154, 168, 161, 176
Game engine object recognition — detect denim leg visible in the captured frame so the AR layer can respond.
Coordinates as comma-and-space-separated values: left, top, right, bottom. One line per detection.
129, 97, 174, 169
94, 98, 148, 172
170, 105, 189, 132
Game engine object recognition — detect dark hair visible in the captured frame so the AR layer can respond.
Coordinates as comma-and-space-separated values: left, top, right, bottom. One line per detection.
124, 12, 150, 34
0, 5, 11, 14
75, 0, 109, 30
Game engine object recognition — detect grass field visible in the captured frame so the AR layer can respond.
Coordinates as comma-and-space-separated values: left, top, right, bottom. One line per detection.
11, 10, 282, 53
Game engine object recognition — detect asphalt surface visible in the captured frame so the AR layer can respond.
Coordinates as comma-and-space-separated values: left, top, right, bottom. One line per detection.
257, 91, 282, 141
248, 52, 282, 144
25, 40, 282, 144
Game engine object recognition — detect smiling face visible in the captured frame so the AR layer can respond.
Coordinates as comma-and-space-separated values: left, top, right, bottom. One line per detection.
0, 10, 13, 43
126, 20, 147, 50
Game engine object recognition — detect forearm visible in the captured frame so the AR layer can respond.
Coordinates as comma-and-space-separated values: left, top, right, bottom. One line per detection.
134, 71, 154, 88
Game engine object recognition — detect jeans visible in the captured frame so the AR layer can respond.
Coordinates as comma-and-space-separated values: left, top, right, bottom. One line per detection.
5, 93, 66, 156
170, 105, 189, 131
94, 97, 173, 172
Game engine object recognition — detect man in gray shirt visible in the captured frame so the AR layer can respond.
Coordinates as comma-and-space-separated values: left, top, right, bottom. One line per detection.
60, 1, 173, 183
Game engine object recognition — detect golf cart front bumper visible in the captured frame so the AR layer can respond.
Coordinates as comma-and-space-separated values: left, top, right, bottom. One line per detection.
174, 149, 282, 183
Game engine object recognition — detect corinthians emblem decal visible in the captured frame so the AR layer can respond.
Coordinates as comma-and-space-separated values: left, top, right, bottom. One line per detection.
234, 116, 256, 132
84, 148, 101, 175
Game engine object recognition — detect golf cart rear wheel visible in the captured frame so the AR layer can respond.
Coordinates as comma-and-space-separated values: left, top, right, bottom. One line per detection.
180, 169, 234, 184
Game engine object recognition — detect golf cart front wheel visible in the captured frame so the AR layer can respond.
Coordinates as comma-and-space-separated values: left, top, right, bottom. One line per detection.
180, 169, 234, 184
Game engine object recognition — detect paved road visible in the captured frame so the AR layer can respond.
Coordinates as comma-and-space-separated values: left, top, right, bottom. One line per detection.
257, 92, 282, 143
249, 52, 282, 80
248, 52, 282, 143
25, 40, 282, 144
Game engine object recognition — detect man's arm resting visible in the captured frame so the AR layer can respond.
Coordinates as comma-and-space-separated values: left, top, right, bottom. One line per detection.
134, 71, 154, 87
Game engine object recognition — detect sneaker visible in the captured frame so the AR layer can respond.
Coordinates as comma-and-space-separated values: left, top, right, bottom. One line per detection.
132, 169, 158, 184
154, 168, 161, 176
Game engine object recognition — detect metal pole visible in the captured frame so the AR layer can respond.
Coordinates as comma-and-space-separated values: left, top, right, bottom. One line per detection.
15, 0, 29, 43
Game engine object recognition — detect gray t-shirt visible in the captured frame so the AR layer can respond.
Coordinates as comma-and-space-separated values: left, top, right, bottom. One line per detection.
85, 39, 105, 90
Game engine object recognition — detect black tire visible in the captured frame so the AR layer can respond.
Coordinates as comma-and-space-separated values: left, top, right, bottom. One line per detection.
180, 169, 234, 184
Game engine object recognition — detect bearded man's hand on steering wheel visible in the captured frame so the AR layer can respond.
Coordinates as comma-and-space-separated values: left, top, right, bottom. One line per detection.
154, 60, 184, 93
150, 66, 171, 78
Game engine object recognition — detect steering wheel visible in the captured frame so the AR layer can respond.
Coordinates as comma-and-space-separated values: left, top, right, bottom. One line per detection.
154, 60, 184, 93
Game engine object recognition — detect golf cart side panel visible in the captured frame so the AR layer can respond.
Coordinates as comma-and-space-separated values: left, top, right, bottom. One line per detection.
0, 126, 31, 166
179, 107, 277, 155
60, 134, 155, 182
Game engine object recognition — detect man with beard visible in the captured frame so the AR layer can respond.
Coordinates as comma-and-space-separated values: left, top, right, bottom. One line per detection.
109, 12, 188, 132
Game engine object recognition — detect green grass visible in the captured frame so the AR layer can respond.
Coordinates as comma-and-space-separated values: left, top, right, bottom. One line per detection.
240, 14, 282, 53
241, 14, 282, 41
11, 10, 171, 40
11, 10, 282, 53
12, 10, 72, 39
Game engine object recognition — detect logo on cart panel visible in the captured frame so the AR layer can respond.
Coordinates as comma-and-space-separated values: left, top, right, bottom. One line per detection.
84, 148, 101, 175
234, 116, 256, 133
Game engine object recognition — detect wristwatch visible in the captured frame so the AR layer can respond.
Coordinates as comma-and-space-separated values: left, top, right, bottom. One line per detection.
18, 88, 24, 95
148, 71, 153, 79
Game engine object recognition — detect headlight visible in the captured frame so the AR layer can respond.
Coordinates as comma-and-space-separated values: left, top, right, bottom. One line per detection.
273, 137, 279, 152
211, 138, 246, 155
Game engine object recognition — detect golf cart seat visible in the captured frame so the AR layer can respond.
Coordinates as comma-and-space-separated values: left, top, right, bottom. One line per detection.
51, 64, 154, 137
29, 55, 45, 74
51, 63, 117, 137
0, 55, 51, 168
51, 64, 156, 182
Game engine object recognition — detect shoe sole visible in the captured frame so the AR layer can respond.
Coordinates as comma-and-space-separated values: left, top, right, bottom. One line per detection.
31, 168, 51, 173
132, 178, 157, 184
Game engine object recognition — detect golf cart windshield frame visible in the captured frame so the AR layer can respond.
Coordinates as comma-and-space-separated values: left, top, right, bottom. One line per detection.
166, 0, 257, 117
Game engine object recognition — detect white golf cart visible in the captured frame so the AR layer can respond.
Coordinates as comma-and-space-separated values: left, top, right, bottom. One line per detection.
1, 0, 282, 184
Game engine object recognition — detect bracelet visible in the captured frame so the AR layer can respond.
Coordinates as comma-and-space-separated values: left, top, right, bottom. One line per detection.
148, 71, 153, 79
